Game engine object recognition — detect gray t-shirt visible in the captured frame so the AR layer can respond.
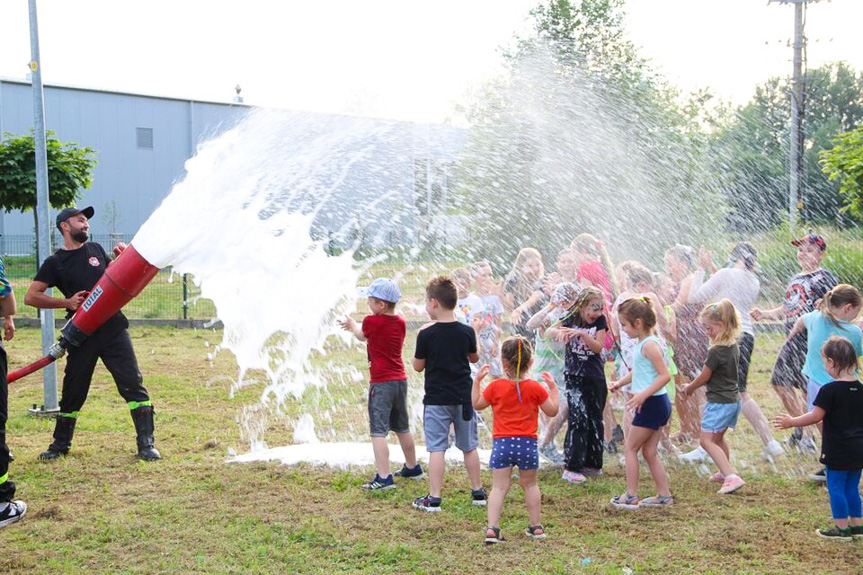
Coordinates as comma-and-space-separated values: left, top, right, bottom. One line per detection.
689, 268, 760, 335
704, 343, 740, 404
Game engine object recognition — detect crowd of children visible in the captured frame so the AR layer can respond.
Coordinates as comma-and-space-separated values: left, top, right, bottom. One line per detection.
338, 231, 863, 545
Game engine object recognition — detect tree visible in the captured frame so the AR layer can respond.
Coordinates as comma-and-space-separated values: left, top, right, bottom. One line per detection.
820, 126, 863, 221
710, 62, 863, 228
0, 130, 97, 237
454, 0, 721, 268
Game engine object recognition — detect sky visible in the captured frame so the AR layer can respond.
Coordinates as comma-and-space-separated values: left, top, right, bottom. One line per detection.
0, 0, 861, 124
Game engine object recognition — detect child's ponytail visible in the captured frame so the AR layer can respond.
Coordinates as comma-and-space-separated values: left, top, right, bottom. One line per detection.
818, 284, 862, 328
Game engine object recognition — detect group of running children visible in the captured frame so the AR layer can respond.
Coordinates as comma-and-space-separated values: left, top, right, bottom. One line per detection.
339, 232, 863, 544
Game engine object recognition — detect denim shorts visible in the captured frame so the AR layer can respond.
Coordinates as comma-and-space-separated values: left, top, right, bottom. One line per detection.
701, 401, 741, 433
423, 404, 478, 452
489, 436, 539, 470
368, 380, 410, 437
631, 394, 672, 430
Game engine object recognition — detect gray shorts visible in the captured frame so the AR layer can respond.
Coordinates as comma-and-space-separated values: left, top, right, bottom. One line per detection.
368, 380, 410, 437
423, 404, 479, 452
770, 336, 807, 391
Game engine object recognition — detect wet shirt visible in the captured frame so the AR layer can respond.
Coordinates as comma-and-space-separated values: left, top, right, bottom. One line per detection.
477, 294, 504, 342
561, 313, 607, 381
704, 343, 740, 404
482, 378, 549, 439
415, 321, 477, 405
362, 314, 407, 383
456, 293, 485, 326
801, 311, 863, 385
813, 380, 863, 470
33, 242, 113, 319
783, 269, 838, 331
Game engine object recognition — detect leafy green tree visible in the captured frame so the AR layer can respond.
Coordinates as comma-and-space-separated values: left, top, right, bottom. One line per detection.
820, 126, 863, 221
711, 62, 863, 228
455, 0, 720, 268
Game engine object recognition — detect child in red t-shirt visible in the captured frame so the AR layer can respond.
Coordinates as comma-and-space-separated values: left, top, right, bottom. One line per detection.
339, 278, 422, 490
472, 336, 560, 544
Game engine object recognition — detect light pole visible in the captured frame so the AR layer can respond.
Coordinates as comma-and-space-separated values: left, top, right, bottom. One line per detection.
28, 0, 59, 415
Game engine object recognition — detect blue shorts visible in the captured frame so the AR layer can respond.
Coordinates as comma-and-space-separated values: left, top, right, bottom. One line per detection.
701, 401, 741, 433
631, 394, 672, 430
489, 436, 539, 470
423, 405, 479, 452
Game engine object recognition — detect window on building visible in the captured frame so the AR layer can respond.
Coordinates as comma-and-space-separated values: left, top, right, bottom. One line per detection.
136, 127, 154, 150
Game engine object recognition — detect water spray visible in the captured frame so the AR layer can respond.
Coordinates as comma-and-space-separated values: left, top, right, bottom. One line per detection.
8, 244, 159, 383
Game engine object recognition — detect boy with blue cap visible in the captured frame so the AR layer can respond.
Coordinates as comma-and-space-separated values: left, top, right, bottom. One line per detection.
340, 278, 422, 489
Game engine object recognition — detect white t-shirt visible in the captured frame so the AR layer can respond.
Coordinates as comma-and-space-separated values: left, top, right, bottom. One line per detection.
456, 293, 485, 326
689, 268, 760, 335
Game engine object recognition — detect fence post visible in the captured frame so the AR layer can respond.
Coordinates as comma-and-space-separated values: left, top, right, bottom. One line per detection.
182, 273, 188, 320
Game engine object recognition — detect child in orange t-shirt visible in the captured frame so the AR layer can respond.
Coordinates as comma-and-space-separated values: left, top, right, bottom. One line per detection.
472, 336, 560, 544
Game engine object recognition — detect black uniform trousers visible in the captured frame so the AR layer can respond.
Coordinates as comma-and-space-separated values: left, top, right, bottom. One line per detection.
563, 374, 607, 472
59, 315, 149, 416
0, 346, 15, 503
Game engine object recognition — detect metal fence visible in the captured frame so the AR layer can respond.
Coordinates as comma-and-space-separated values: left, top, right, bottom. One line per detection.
2, 234, 215, 321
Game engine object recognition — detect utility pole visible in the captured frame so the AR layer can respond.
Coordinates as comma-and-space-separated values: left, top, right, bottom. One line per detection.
771, 0, 822, 231
28, 0, 59, 415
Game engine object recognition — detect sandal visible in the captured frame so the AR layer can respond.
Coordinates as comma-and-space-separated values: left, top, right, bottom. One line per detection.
610, 493, 640, 510
640, 494, 674, 508
525, 525, 547, 540
485, 525, 505, 545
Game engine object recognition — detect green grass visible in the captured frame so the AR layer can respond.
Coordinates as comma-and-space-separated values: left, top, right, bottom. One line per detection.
3, 326, 862, 574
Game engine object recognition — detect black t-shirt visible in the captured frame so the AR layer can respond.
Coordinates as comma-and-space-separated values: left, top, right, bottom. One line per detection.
33, 242, 116, 319
414, 321, 477, 405
783, 268, 838, 331
561, 312, 608, 382
813, 380, 863, 470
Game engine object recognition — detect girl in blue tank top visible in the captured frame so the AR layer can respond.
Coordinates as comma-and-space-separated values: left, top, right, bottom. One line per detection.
608, 296, 673, 509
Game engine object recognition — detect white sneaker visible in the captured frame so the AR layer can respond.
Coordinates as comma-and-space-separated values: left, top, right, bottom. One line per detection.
763, 440, 784, 462
678, 446, 708, 463
0, 500, 27, 529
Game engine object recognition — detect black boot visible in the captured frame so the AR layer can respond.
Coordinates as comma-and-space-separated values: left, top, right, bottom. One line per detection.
39, 416, 76, 460
130, 406, 161, 461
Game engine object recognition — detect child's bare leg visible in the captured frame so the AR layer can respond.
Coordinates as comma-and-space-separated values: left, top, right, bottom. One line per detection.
641, 430, 671, 497
659, 424, 679, 455
518, 469, 542, 527
371, 436, 391, 478
622, 391, 634, 439
487, 467, 512, 530
541, 399, 568, 448
428, 450, 446, 497
674, 375, 700, 443
623, 425, 652, 496
603, 401, 617, 443
740, 394, 773, 447
395, 431, 418, 468
463, 448, 483, 491
700, 430, 734, 477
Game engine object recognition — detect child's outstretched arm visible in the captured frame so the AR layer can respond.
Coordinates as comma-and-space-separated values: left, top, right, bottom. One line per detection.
573, 328, 606, 354
625, 340, 670, 412
338, 315, 366, 342
526, 302, 555, 331
539, 371, 560, 417
773, 407, 826, 429
472, 365, 491, 410
609, 370, 633, 392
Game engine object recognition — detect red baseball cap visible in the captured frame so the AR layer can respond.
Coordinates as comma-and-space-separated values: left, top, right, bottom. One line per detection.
790, 233, 826, 251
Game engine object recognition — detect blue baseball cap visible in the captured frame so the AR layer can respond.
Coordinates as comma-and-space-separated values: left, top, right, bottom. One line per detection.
358, 278, 401, 303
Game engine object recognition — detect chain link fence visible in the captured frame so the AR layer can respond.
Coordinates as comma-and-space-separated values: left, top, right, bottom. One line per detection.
2, 234, 216, 321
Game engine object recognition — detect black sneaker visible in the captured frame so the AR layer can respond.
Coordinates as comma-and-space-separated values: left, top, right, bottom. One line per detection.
412, 494, 442, 512
0, 500, 27, 529
361, 474, 395, 490
850, 525, 863, 539
471, 488, 488, 507
612, 425, 624, 444
808, 468, 827, 483
816, 526, 853, 541
394, 463, 424, 480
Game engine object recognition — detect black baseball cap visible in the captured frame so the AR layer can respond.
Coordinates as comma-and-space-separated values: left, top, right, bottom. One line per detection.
56, 206, 94, 231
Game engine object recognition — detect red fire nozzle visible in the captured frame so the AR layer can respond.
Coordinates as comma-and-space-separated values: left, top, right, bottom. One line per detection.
8, 244, 160, 383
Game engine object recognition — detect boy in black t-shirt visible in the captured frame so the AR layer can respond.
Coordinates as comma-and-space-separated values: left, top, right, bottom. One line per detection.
412, 276, 486, 512
774, 336, 863, 541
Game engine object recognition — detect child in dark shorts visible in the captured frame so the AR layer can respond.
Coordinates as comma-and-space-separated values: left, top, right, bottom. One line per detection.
412, 276, 486, 512
609, 297, 674, 509
472, 336, 560, 544
339, 278, 421, 490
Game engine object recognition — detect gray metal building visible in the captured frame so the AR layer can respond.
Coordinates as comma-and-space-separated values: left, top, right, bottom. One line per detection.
0, 78, 466, 253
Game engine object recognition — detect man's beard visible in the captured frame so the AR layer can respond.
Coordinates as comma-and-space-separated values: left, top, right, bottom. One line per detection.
71, 230, 89, 243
